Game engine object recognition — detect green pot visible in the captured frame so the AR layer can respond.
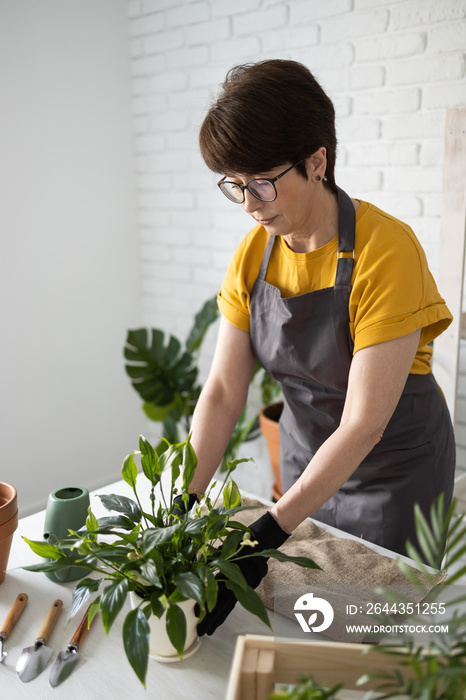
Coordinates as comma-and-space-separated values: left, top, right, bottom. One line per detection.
43, 486, 90, 583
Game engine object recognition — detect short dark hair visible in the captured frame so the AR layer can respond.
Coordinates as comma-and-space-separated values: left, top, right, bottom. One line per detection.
199, 59, 337, 193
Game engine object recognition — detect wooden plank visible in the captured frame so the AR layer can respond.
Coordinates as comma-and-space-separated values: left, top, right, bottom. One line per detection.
432, 107, 466, 422
226, 635, 416, 699
256, 649, 275, 700
240, 646, 259, 700
226, 635, 246, 700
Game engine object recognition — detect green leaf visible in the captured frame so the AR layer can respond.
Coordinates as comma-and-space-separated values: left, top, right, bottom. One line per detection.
214, 560, 247, 590
68, 578, 102, 623
183, 515, 210, 534
22, 537, 64, 560
140, 560, 161, 587
123, 608, 149, 687
142, 400, 175, 423
225, 457, 254, 475
124, 328, 198, 406
255, 549, 321, 570
88, 598, 101, 628
98, 494, 142, 523
121, 450, 139, 489
85, 508, 99, 534
23, 555, 92, 573
139, 435, 161, 485
173, 571, 205, 608
220, 531, 244, 559
182, 438, 198, 492
158, 442, 183, 476
185, 295, 219, 355
143, 524, 180, 552
413, 503, 438, 568
223, 479, 241, 509
166, 603, 186, 657
149, 592, 166, 618
196, 564, 217, 612
101, 579, 129, 633
96, 515, 137, 533
226, 580, 270, 628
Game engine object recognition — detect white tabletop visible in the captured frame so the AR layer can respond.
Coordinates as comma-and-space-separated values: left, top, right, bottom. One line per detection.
1, 477, 433, 700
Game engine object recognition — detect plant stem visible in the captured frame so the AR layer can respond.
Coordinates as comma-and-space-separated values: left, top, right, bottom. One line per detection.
132, 486, 151, 530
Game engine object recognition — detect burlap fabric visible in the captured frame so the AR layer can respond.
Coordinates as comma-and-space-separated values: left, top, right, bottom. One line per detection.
234, 499, 445, 642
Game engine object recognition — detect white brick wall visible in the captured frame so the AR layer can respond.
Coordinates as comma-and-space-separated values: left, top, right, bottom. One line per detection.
126, 0, 466, 482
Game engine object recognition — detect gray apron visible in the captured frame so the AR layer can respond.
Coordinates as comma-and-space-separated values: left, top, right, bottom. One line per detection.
250, 187, 455, 556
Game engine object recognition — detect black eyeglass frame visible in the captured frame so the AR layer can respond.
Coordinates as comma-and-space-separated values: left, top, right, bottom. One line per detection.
217, 160, 305, 204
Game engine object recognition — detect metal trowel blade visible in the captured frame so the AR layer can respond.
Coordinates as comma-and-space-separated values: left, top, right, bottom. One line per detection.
17, 642, 53, 682
49, 648, 80, 687
49, 603, 94, 687
16, 599, 63, 682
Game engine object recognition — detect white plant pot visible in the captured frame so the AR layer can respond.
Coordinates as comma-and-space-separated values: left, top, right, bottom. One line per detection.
130, 592, 201, 662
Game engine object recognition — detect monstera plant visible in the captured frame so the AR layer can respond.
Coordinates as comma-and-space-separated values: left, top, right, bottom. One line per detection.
124, 296, 278, 471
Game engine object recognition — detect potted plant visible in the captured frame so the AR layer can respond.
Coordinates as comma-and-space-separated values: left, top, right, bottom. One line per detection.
0, 481, 18, 584
257, 371, 283, 501
22, 435, 319, 687
124, 296, 260, 471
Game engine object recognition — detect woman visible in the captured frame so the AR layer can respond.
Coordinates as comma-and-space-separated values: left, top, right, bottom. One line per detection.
184, 60, 455, 636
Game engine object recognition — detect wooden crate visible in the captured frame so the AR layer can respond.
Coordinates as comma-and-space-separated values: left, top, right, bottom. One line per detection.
225, 634, 412, 700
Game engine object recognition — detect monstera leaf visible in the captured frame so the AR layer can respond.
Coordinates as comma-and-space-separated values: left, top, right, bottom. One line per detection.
124, 328, 198, 410
185, 296, 219, 355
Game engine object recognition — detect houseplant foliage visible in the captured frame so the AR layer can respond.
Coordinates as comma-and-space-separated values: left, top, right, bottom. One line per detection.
356, 493, 466, 699
124, 295, 281, 472
270, 677, 343, 699
23, 435, 319, 687
124, 296, 219, 442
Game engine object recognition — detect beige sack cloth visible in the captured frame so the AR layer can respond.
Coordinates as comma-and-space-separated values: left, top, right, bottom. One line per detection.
234, 499, 444, 642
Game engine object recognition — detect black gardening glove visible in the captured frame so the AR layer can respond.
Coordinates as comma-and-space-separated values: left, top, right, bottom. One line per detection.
172, 492, 199, 516
197, 511, 289, 637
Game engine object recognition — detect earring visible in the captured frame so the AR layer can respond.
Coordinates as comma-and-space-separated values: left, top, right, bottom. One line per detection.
315, 175, 322, 182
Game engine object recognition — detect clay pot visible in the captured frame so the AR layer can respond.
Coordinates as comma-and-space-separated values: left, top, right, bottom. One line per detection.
259, 402, 283, 502
0, 482, 18, 584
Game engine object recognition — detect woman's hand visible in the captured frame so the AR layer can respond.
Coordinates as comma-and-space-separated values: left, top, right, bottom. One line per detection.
197, 512, 289, 636
271, 329, 422, 533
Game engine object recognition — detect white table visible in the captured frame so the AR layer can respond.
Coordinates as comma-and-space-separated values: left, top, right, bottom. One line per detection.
1, 478, 435, 700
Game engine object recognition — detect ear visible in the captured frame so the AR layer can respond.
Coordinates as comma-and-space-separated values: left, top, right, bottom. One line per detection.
307, 147, 327, 180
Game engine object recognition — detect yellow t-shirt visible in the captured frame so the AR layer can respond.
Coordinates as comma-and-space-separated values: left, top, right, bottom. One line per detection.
217, 200, 452, 374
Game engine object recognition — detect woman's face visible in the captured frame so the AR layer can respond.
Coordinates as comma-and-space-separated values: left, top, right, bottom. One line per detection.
231, 155, 325, 241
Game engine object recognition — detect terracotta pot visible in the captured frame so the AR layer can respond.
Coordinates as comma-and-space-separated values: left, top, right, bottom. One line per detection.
259, 402, 283, 501
0, 482, 18, 584
130, 593, 200, 662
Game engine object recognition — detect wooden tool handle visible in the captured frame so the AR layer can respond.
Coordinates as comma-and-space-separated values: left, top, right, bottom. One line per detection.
69, 604, 94, 649
37, 599, 63, 642
0, 593, 28, 636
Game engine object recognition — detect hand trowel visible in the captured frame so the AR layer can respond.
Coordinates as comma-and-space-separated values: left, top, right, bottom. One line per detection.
0, 593, 28, 664
49, 604, 94, 687
16, 599, 63, 682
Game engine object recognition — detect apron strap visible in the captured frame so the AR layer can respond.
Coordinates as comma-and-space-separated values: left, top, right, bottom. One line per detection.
335, 187, 355, 288
257, 187, 356, 287
257, 235, 275, 280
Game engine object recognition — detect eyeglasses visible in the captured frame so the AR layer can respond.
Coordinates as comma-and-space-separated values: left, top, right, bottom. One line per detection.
217, 161, 303, 204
